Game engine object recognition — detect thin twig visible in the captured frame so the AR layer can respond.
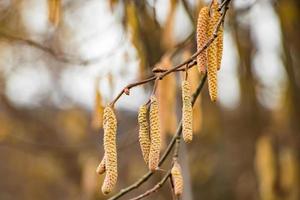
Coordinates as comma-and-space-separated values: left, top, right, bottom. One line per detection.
128, 171, 171, 200
126, 72, 202, 200
110, 1, 230, 107
108, 74, 207, 200
0, 30, 124, 66
107, 0, 231, 199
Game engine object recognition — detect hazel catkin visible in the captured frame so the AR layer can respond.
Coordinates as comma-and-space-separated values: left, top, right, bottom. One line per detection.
96, 155, 106, 175
207, 2, 220, 102
48, 0, 61, 27
138, 105, 151, 164
196, 7, 209, 74
148, 96, 161, 171
171, 161, 183, 196
216, 13, 223, 71
182, 80, 193, 143
101, 106, 118, 195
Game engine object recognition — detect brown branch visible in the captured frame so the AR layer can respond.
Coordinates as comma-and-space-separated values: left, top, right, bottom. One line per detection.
127, 87, 188, 200
128, 171, 171, 200
108, 74, 207, 200
108, 1, 231, 199
0, 30, 124, 66
110, 0, 231, 107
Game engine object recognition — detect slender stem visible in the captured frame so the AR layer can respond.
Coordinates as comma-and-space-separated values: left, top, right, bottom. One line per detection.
108, 74, 207, 200
128, 171, 171, 200
107, 0, 231, 199
109, 1, 229, 107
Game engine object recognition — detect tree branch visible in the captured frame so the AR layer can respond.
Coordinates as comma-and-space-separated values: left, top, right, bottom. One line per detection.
107, 0, 231, 199
0, 30, 123, 66
108, 74, 207, 200
128, 170, 171, 200
110, 0, 231, 107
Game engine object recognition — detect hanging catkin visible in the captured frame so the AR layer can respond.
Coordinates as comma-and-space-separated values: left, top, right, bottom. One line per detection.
207, 1, 220, 102
196, 7, 209, 74
182, 80, 193, 143
91, 79, 104, 130
138, 105, 151, 164
48, 0, 61, 27
216, 13, 223, 71
148, 96, 161, 171
171, 161, 183, 196
101, 106, 118, 195
96, 155, 106, 175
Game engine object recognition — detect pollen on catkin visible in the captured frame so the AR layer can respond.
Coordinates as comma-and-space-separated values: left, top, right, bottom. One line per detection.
171, 161, 183, 196
101, 106, 118, 195
216, 13, 223, 71
182, 80, 193, 143
138, 105, 151, 164
207, 2, 220, 102
148, 96, 161, 171
196, 7, 209, 74
96, 155, 106, 175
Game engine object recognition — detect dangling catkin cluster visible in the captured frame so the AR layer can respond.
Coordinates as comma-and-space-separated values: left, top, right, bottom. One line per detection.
138, 105, 151, 164
196, 7, 209, 74
182, 80, 193, 143
96, 155, 106, 175
101, 106, 118, 195
148, 96, 161, 171
171, 161, 183, 196
196, 0, 224, 102
207, 1, 220, 102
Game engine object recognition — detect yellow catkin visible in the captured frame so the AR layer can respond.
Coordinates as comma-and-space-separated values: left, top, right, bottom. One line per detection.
48, 0, 61, 27
91, 81, 104, 130
96, 155, 106, 175
138, 105, 151, 164
148, 96, 161, 171
183, 50, 202, 134
171, 161, 183, 196
279, 148, 299, 200
101, 106, 118, 195
207, 1, 220, 102
182, 80, 193, 143
255, 135, 276, 200
216, 13, 223, 71
196, 7, 209, 74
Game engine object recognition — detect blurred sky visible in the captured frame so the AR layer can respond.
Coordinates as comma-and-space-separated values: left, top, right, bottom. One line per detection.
0, 0, 286, 111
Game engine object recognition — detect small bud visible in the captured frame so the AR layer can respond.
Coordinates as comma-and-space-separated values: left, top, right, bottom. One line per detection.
124, 88, 130, 95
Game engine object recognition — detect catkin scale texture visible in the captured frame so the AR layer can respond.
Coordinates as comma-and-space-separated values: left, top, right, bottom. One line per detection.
138, 105, 151, 164
171, 162, 183, 196
182, 80, 193, 143
96, 155, 106, 175
217, 12, 223, 71
196, 7, 209, 74
148, 96, 161, 171
101, 106, 118, 195
207, 2, 219, 102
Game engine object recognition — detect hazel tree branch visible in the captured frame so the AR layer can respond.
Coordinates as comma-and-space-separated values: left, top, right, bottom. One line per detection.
0, 30, 123, 66
107, 0, 231, 199
108, 74, 207, 200
128, 170, 171, 200
110, 0, 231, 107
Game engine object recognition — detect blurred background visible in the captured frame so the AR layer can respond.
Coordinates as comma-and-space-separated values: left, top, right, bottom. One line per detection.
0, 0, 299, 199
